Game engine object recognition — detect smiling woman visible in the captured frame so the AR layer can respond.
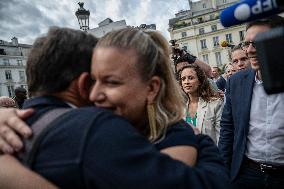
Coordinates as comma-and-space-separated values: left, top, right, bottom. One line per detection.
179, 64, 223, 144
89, 27, 198, 165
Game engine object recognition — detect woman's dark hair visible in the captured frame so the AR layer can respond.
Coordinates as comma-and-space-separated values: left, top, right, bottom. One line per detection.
178, 64, 217, 102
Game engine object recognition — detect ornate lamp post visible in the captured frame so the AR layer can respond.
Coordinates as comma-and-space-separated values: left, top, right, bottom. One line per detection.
75, 2, 90, 32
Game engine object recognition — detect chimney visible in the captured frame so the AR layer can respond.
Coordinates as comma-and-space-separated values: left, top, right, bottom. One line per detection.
11, 37, 18, 46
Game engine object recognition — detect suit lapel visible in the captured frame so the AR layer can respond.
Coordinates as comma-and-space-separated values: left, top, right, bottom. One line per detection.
197, 98, 207, 132
240, 69, 255, 136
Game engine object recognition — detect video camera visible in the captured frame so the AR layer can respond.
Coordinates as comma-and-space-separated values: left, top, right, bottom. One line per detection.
169, 39, 185, 62
169, 39, 187, 77
220, 0, 284, 94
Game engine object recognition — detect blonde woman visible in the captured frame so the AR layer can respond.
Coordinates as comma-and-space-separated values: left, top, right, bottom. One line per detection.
89, 28, 198, 165
0, 28, 229, 189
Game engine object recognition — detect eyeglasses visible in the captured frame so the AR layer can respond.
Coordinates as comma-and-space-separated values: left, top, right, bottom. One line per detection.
239, 41, 256, 50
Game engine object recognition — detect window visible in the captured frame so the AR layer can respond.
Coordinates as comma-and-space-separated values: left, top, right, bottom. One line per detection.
3, 59, 10, 65
215, 52, 222, 66
17, 59, 23, 66
5, 70, 12, 80
200, 39, 207, 49
197, 17, 203, 23
223, 0, 227, 3
19, 71, 25, 81
202, 3, 206, 8
199, 28, 205, 35
7, 85, 14, 97
181, 32, 187, 38
213, 36, 219, 47
0, 48, 5, 55
202, 54, 209, 64
182, 43, 188, 51
211, 25, 217, 31
239, 30, 245, 41
225, 33, 233, 43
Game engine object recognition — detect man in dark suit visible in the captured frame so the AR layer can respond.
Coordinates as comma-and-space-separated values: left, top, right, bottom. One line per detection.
0, 27, 229, 189
216, 44, 250, 92
218, 15, 284, 189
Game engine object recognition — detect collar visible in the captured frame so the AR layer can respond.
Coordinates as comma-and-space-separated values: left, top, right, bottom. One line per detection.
23, 95, 73, 109
254, 72, 263, 85
65, 101, 78, 108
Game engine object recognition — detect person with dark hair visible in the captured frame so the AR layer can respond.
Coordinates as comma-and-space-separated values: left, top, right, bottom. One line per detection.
230, 45, 250, 71
218, 15, 284, 189
179, 64, 223, 144
13, 87, 27, 109
216, 44, 249, 92
211, 66, 222, 82
0, 27, 229, 189
176, 54, 219, 92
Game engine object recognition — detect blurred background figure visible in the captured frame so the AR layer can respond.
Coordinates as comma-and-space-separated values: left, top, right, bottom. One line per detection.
231, 45, 250, 71
179, 64, 223, 144
216, 63, 237, 92
211, 66, 222, 82
13, 87, 27, 109
0, 96, 16, 108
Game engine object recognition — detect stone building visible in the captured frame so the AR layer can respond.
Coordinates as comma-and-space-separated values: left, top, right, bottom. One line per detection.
88, 18, 127, 38
0, 37, 31, 97
168, 0, 245, 67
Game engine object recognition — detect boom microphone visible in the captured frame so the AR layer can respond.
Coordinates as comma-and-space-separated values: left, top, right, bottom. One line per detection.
220, 0, 284, 27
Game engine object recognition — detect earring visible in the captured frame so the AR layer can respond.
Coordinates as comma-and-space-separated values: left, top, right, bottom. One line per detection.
147, 104, 157, 140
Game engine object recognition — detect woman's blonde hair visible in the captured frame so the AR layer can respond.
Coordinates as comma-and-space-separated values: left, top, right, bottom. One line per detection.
96, 28, 185, 142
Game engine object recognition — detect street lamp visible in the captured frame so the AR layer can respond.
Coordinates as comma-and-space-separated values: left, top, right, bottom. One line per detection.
75, 2, 90, 32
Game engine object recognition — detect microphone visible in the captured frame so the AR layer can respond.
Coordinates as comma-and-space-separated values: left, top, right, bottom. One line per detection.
220, 0, 284, 27
220, 40, 235, 48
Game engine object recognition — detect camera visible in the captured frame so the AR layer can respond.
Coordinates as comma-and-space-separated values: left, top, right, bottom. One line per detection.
255, 26, 284, 94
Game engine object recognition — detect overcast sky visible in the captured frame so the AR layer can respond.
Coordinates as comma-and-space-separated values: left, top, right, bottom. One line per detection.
0, 0, 195, 45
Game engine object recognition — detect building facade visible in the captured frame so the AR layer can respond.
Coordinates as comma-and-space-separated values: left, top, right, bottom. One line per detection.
137, 24, 156, 30
0, 37, 31, 97
168, 0, 245, 67
88, 18, 127, 38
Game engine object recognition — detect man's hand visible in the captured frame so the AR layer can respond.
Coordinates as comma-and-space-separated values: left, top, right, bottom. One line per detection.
0, 108, 34, 154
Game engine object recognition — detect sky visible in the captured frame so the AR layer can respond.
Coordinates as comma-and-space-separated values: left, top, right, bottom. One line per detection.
0, 0, 195, 45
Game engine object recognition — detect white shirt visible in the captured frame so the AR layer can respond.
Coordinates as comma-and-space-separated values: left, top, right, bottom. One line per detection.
246, 76, 284, 165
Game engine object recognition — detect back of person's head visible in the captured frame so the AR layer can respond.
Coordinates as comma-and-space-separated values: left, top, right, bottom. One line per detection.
26, 27, 98, 96
179, 64, 217, 102
14, 87, 27, 96
96, 27, 185, 141
0, 96, 16, 108
246, 15, 284, 31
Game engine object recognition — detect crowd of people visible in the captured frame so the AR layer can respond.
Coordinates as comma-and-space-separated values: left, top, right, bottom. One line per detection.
0, 15, 283, 189
0, 87, 27, 109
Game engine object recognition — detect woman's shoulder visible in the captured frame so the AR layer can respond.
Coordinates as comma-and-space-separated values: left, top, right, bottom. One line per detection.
154, 120, 198, 150
208, 97, 223, 104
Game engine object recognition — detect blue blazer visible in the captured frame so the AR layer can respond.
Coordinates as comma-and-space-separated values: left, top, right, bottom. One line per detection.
218, 68, 256, 181
216, 75, 226, 92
